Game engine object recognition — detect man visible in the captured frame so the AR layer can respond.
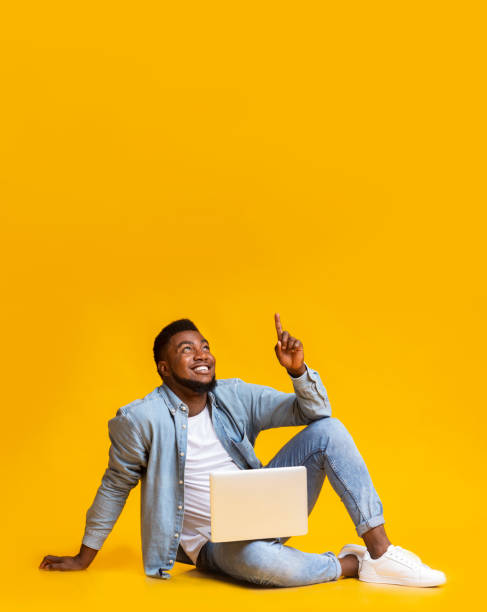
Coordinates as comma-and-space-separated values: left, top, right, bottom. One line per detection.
39, 314, 446, 587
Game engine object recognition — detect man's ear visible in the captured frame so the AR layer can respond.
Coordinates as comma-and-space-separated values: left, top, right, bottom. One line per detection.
157, 361, 168, 379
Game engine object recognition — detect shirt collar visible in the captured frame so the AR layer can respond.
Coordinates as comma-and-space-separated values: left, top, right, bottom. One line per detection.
158, 383, 216, 413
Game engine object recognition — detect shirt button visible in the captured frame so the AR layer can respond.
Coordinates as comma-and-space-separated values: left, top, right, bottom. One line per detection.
178, 505, 183, 509
179, 480, 183, 484
182, 424, 187, 429
174, 533, 179, 537
181, 407, 187, 411
169, 559, 173, 564
180, 451, 184, 456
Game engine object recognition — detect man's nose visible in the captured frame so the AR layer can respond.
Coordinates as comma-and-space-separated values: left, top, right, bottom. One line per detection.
194, 346, 208, 360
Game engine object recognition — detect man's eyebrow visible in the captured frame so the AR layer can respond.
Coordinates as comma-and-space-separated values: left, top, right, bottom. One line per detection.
176, 338, 210, 349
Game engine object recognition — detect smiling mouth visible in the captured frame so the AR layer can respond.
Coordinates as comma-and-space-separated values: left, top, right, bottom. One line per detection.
192, 366, 211, 375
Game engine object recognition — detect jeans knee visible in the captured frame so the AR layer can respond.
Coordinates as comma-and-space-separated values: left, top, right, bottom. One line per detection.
307, 416, 348, 440
240, 541, 300, 587
234, 541, 280, 585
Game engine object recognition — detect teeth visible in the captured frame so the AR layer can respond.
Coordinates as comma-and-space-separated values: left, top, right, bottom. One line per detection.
194, 366, 209, 372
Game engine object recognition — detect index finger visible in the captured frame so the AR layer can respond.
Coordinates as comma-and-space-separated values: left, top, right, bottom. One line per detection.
274, 312, 283, 339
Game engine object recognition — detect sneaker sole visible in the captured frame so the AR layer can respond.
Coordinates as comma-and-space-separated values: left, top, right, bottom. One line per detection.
359, 572, 446, 587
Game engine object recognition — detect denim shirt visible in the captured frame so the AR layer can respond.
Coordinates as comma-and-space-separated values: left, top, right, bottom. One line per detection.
82, 362, 332, 579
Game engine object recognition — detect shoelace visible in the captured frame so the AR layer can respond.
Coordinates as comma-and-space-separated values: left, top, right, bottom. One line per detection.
388, 546, 423, 566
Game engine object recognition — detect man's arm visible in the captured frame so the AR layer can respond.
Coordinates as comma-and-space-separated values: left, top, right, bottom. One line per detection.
238, 361, 332, 433
237, 313, 332, 435
39, 409, 147, 571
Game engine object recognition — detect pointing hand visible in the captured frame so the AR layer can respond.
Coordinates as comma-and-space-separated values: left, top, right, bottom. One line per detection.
274, 313, 305, 377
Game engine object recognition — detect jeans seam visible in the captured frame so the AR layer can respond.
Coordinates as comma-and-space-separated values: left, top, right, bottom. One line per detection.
299, 446, 369, 526
320, 451, 369, 526
327, 454, 368, 525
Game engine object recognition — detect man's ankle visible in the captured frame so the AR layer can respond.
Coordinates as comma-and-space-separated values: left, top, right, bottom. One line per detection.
368, 544, 389, 559
362, 525, 391, 559
339, 554, 359, 577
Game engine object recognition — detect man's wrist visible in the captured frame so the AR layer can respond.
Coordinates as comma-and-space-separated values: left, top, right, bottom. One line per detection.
287, 364, 306, 378
77, 544, 98, 567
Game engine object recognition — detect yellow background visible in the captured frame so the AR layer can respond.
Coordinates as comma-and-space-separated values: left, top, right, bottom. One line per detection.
1, 1, 485, 610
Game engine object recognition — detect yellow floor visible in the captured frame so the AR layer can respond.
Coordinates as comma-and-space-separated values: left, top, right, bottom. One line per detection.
5, 523, 472, 611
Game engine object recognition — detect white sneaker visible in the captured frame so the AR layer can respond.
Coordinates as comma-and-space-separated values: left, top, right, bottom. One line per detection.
359, 544, 447, 587
337, 543, 367, 562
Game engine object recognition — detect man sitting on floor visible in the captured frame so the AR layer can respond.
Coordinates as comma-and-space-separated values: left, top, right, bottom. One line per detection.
39, 313, 446, 587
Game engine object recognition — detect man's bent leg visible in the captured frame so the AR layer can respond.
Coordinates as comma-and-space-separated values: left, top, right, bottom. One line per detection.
266, 417, 385, 539
196, 416, 383, 586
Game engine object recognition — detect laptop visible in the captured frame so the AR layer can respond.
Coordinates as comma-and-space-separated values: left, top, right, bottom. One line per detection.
207, 466, 308, 543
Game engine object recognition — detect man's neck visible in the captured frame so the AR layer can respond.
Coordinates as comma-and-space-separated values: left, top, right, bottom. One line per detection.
164, 380, 208, 417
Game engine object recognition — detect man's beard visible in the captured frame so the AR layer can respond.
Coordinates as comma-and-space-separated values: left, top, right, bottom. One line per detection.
171, 371, 217, 393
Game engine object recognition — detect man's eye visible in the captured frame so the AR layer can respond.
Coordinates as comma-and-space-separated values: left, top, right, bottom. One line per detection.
203, 346, 210, 351
183, 346, 191, 352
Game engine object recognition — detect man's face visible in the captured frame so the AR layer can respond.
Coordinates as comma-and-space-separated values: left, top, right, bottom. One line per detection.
158, 330, 217, 393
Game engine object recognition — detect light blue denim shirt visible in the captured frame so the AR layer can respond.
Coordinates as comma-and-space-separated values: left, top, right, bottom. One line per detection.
82, 362, 332, 579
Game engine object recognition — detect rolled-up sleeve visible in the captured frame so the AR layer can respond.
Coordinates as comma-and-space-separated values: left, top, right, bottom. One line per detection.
82, 410, 148, 550
237, 362, 332, 434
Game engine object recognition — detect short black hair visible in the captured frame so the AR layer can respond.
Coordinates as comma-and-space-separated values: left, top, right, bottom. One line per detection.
153, 318, 199, 364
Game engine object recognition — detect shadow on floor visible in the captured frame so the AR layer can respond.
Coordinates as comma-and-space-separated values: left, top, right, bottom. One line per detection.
180, 565, 322, 591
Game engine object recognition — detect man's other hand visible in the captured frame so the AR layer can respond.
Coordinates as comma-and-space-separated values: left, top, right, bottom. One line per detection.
39, 544, 98, 571
39, 554, 87, 571
274, 313, 305, 377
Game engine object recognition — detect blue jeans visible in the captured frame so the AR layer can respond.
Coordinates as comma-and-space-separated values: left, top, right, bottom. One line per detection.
194, 417, 385, 586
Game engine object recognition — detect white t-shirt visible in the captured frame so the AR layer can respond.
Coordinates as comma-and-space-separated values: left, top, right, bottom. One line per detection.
180, 405, 241, 564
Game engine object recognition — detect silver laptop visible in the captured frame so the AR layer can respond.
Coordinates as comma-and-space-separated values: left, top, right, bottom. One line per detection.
208, 466, 308, 542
